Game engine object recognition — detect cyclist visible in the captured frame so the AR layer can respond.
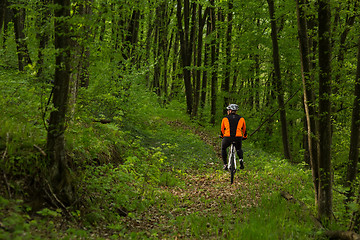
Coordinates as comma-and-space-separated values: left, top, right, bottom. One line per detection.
220, 104, 246, 170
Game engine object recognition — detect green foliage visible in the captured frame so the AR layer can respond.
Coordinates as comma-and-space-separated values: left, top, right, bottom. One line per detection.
0, 197, 31, 240
236, 194, 315, 239
80, 164, 141, 225
0, 65, 351, 239
144, 145, 319, 239
171, 194, 316, 240
0, 197, 65, 240
145, 122, 218, 170
0, 70, 47, 182
36, 208, 62, 219
1, 0, 360, 237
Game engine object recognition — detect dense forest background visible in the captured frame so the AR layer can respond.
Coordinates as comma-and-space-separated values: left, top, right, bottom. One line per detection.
1, 0, 360, 239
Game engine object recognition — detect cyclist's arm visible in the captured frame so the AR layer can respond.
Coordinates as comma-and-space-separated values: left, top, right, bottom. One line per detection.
237, 118, 246, 137
220, 118, 226, 138
242, 118, 246, 135
241, 118, 246, 137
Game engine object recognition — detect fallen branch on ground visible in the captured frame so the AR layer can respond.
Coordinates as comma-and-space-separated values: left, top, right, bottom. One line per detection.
44, 180, 75, 221
325, 231, 360, 240
93, 119, 111, 124
33, 144, 47, 157
280, 191, 322, 228
2, 133, 12, 198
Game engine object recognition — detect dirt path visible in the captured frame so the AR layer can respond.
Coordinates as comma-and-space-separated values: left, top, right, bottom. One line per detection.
121, 121, 263, 238
122, 169, 262, 237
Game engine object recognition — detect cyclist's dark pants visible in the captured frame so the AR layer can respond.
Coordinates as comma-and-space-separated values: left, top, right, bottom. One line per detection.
221, 137, 243, 165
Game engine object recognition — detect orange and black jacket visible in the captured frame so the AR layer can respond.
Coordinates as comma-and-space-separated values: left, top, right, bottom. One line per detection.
221, 114, 246, 138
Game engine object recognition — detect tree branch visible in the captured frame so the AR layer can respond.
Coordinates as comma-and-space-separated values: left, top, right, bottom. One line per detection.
1, 133, 12, 198
250, 88, 301, 137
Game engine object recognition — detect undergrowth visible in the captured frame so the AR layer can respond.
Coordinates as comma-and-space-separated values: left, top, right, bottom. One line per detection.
0, 68, 347, 239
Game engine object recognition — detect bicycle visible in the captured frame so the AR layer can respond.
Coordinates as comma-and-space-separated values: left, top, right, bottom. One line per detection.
227, 141, 237, 184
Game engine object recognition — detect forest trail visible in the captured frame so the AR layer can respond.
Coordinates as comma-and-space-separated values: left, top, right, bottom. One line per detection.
120, 121, 264, 238
122, 170, 263, 237
123, 170, 261, 239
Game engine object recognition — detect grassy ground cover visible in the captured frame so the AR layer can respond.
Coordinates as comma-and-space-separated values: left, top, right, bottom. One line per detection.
0, 68, 323, 239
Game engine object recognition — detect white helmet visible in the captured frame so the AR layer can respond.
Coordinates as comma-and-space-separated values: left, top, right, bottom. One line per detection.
226, 104, 239, 111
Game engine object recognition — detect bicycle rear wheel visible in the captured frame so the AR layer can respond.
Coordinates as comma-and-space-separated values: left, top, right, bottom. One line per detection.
230, 154, 236, 184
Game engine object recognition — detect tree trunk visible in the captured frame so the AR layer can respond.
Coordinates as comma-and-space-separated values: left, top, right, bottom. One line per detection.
331, 2, 357, 126
230, 67, 238, 104
0, 0, 6, 38
192, 5, 208, 117
296, 0, 320, 205
1, 0, 12, 50
123, 9, 140, 63
169, 32, 182, 100
144, 9, 154, 88
346, 36, 360, 208
12, 5, 31, 71
152, 1, 169, 99
176, 0, 194, 115
209, 0, 218, 124
317, 0, 333, 222
36, 0, 51, 82
200, 12, 210, 113
160, 2, 170, 103
153, 8, 161, 96
267, 0, 292, 160
78, 1, 92, 89
222, 1, 233, 113
254, 52, 260, 111
68, 0, 93, 121
46, 0, 74, 206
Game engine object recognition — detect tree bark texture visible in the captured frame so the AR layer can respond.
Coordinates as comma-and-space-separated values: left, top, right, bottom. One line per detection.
177, 0, 194, 115
0, 0, 12, 49
210, 0, 218, 124
200, 13, 211, 113
254, 52, 260, 110
153, 8, 161, 96
144, 9, 154, 88
317, 0, 333, 222
347, 35, 360, 219
0, 0, 6, 35
46, 0, 74, 205
295, 0, 320, 205
267, 0, 292, 160
36, 0, 51, 82
223, 1, 233, 113
153, 1, 170, 99
12, 5, 32, 71
69, 0, 93, 121
192, 6, 208, 117
169, 32, 182, 100
332, 2, 357, 120
123, 9, 140, 63
160, 2, 170, 102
